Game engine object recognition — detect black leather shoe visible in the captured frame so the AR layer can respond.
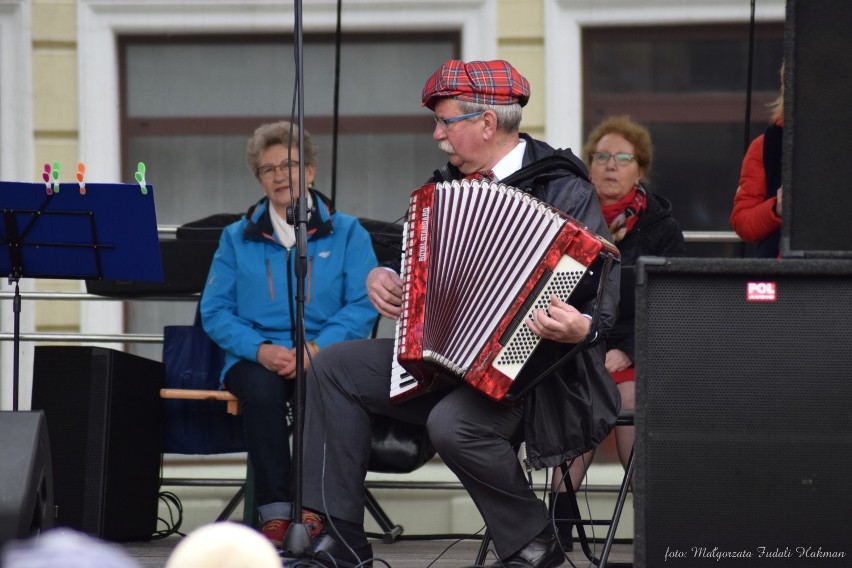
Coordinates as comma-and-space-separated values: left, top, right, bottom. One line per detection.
489, 532, 564, 568
310, 530, 373, 568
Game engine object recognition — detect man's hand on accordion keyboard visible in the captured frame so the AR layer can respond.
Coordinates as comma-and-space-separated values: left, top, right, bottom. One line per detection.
525, 295, 591, 344
366, 267, 403, 319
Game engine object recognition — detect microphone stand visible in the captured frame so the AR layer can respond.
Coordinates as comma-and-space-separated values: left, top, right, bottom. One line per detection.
8, 273, 22, 411
283, 0, 312, 557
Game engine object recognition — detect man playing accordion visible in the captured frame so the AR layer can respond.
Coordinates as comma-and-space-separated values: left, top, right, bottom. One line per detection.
296, 59, 621, 568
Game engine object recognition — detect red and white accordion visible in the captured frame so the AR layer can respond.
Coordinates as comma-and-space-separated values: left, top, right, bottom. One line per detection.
390, 178, 619, 404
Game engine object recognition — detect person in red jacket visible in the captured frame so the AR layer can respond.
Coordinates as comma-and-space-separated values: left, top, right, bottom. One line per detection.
730, 64, 784, 258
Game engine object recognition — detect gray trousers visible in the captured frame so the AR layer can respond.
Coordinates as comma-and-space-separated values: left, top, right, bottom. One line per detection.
301, 338, 549, 558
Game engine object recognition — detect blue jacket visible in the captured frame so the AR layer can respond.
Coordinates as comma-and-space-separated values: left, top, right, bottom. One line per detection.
200, 189, 379, 384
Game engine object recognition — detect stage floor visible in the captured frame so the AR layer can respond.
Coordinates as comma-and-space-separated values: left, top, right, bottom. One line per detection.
122, 534, 634, 567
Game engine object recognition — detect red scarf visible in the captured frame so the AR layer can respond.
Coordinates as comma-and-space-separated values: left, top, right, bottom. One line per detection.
601, 185, 647, 243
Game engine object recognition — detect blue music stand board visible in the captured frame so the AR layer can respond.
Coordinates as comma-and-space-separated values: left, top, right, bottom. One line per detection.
0, 182, 163, 282
0, 180, 163, 410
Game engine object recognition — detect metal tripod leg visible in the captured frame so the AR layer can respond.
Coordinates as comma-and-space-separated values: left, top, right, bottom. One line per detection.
365, 487, 403, 543
475, 529, 491, 566
572, 409, 635, 567
598, 446, 634, 567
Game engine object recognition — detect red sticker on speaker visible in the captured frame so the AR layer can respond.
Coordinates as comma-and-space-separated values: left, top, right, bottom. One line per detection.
746, 281, 777, 301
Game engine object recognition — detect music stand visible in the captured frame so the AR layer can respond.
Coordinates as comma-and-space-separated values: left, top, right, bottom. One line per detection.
0, 181, 163, 411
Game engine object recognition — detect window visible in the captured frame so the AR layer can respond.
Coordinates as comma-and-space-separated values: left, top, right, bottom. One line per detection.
120, 33, 458, 226
583, 23, 784, 254
119, 33, 459, 358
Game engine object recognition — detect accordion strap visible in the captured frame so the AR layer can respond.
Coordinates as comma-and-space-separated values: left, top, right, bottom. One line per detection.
502, 153, 590, 189
432, 164, 457, 183
431, 150, 588, 189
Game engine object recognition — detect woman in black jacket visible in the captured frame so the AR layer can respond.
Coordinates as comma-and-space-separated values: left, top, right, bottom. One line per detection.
553, 116, 686, 544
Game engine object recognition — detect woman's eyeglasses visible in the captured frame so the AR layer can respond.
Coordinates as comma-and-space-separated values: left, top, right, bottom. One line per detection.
256, 161, 300, 179
591, 152, 635, 167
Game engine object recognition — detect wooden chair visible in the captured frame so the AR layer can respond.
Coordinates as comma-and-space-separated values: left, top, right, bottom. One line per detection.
161, 388, 240, 415
159, 388, 254, 526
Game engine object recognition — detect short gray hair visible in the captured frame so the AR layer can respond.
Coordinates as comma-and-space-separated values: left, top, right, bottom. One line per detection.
245, 120, 318, 177
456, 100, 523, 133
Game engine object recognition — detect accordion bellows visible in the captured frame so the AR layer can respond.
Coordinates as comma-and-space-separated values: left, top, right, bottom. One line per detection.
391, 179, 618, 403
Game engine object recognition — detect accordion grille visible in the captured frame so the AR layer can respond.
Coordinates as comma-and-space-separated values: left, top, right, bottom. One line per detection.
418, 179, 565, 372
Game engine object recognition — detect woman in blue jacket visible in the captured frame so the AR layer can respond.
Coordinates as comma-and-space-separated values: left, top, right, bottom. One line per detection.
200, 121, 378, 548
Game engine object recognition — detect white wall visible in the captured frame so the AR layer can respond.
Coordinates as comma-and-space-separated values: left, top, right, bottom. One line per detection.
0, 0, 35, 410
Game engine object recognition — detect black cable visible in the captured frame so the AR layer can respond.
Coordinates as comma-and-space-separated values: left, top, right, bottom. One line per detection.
739, 0, 758, 260
550, 461, 582, 568
152, 491, 185, 540
364, 532, 484, 541
370, 214, 407, 232
424, 526, 487, 568
365, 214, 407, 256
330, 0, 343, 205
744, 0, 757, 154
153, 457, 185, 540
307, 327, 407, 568
316, 363, 370, 567
281, 315, 380, 567
577, 471, 599, 565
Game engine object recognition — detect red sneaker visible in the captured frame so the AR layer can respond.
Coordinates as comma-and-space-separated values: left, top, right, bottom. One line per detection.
260, 518, 290, 548
301, 510, 323, 539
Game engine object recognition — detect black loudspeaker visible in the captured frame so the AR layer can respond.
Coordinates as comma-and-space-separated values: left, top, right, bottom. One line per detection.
30, 347, 164, 541
0, 411, 54, 545
782, 0, 852, 258
634, 257, 852, 567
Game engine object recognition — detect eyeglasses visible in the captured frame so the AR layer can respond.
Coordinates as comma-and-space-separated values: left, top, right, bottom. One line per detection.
433, 111, 485, 129
591, 152, 636, 167
256, 161, 300, 179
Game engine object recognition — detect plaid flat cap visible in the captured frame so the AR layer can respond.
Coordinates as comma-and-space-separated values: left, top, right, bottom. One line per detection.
421, 59, 530, 110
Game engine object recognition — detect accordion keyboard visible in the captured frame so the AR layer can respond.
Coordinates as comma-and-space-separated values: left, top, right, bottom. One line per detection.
389, 347, 417, 400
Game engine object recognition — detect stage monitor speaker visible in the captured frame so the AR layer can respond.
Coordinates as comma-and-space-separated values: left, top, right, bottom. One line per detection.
30, 346, 164, 542
0, 411, 54, 546
782, 0, 852, 258
634, 257, 852, 567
